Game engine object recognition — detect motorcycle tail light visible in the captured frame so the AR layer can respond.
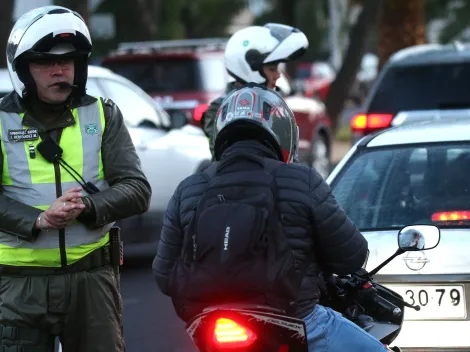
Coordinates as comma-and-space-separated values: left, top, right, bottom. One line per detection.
213, 317, 257, 349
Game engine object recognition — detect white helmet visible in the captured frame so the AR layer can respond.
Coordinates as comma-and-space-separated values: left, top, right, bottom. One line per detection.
224, 23, 308, 85
6, 6, 92, 98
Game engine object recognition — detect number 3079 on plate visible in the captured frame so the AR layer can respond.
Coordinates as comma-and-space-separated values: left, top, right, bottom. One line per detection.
384, 284, 466, 320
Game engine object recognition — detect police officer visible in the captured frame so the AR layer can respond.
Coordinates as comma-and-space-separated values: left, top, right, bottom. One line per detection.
154, 85, 389, 351
0, 6, 151, 351
201, 23, 308, 159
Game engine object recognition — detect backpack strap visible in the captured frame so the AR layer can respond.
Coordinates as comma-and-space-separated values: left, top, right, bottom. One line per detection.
180, 163, 217, 264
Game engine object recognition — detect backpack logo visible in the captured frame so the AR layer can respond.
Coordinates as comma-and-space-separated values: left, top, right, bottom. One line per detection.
84, 123, 98, 135
224, 226, 231, 251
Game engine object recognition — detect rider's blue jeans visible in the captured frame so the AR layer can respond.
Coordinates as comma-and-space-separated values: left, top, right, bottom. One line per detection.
304, 304, 388, 351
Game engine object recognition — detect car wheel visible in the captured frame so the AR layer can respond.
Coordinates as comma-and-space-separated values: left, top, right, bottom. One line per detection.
310, 134, 331, 179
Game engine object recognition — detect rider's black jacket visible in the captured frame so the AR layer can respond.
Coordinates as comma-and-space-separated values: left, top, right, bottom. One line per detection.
153, 140, 368, 320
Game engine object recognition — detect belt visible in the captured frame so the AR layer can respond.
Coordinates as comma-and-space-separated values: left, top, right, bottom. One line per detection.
0, 245, 111, 276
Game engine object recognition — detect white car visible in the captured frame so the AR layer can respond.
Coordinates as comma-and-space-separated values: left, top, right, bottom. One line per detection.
326, 119, 470, 350
0, 66, 212, 249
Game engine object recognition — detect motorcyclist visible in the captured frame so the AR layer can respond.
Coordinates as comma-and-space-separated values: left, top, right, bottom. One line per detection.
153, 84, 389, 351
200, 23, 308, 159
399, 229, 425, 250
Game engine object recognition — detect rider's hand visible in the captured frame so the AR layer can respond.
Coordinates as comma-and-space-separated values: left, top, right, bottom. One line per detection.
40, 187, 86, 229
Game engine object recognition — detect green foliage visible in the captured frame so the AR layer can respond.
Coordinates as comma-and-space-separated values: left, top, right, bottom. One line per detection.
424, 0, 449, 21
87, 0, 245, 58
438, 2, 470, 43
178, 0, 246, 38
254, 0, 330, 60
335, 123, 352, 142
424, 0, 470, 44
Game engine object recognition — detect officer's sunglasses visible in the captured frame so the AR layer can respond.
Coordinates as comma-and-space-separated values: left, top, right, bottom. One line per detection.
30, 58, 74, 72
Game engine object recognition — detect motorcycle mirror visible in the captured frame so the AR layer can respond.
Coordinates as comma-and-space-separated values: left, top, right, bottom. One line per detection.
397, 225, 441, 251
369, 225, 440, 277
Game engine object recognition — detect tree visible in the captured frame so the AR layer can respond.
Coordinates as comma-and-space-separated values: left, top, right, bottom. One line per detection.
377, 0, 426, 71
325, 0, 384, 132
0, 0, 15, 68
55, 0, 89, 24
89, 0, 245, 58
178, 0, 245, 39
254, 0, 330, 74
436, 1, 470, 43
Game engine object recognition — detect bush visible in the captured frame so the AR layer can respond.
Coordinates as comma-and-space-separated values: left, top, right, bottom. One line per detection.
335, 125, 352, 142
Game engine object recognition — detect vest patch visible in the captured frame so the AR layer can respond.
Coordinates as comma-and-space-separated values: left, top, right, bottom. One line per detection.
84, 123, 98, 135
8, 128, 39, 142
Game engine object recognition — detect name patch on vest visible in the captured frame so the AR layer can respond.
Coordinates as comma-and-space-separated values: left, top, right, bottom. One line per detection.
8, 128, 39, 142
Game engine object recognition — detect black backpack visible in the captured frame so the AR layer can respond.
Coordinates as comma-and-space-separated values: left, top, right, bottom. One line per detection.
169, 154, 307, 319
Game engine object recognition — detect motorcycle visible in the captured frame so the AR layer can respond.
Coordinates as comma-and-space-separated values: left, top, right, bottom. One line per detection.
185, 224, 441, 352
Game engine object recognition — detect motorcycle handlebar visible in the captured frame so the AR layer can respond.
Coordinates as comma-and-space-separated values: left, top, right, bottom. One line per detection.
368, 291, 402, 317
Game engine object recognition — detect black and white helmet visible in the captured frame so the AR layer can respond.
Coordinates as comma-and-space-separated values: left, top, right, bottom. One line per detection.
214, 84, 299, 163
6, 6, 92, 98
224, 23, 308, 85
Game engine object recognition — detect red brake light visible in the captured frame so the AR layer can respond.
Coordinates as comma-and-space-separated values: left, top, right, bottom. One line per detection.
213, 317, 257, 348
193, 103, 210, 122
432, 211, 470, 222
350, 113, 393, 133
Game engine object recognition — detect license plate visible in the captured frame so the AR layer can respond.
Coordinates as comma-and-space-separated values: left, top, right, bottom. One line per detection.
384, 284, 467, 320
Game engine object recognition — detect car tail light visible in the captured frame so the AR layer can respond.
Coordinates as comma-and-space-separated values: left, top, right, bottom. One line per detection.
350, 113, 394, 133
193, 103, 210, 122
432, 211, 470, 222
213, 317, 257, 348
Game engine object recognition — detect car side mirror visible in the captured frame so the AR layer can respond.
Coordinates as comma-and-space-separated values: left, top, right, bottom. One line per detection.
398, 225, 440, 251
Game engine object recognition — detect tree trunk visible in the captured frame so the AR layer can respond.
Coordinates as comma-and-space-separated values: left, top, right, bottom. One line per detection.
0, 0, 15, 68
277, 0, 297, 78
325, 0, 384, 132
135, 0, 159, 39
377, 0, 426, 71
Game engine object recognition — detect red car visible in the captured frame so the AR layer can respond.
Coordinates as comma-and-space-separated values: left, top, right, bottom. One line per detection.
101, 39, 333, 178
294, 61, 336, 102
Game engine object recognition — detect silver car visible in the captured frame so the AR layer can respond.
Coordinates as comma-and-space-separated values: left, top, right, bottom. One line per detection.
327, 119, 470, 351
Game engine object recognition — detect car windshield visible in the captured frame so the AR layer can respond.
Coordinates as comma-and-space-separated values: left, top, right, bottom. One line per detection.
331, 143, 470, 230
102, 59, 198, 93
369, 63, 470, 113
102, 57, 227, 93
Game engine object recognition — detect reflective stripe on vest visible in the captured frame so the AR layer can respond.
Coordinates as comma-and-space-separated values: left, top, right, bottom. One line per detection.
0, 98, 113, 267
